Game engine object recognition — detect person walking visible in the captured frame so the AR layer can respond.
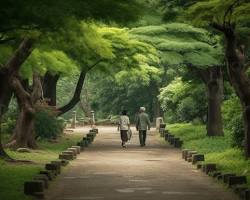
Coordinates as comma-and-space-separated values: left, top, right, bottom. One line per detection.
118, 110, 130, 148
136, 107, 151, 147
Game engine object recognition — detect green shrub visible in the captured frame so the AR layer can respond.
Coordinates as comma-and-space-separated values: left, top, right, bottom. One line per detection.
1, 117, 16, 134
35, 109, 65, 139
230, 115, 244, 148
222, 96, 244, 148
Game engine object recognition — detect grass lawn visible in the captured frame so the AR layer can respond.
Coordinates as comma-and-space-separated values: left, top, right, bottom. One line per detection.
0, 134, 83, 200
168, 123, 250, 186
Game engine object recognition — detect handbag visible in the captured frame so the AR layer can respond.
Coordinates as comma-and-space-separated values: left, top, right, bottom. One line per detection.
127, 128, 132, 140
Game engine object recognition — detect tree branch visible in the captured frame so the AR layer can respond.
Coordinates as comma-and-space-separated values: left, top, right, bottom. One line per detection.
223, 0, 239, 26
5, 38, 34, 74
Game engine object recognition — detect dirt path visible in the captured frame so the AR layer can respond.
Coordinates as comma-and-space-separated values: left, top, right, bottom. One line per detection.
46, 127, 238, 200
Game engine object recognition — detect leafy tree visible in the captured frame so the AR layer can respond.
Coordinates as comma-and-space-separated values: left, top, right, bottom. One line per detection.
130, 23, 224, 136
159, 77, 207, 123
0, 0, 143, 157
185, 0, 250, 157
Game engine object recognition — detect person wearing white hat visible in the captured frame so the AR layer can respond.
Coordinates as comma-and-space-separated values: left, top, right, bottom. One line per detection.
136, 107, 151, 146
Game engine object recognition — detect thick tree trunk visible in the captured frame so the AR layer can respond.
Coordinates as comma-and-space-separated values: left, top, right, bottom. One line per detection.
206, 67, 224, 136
57, 71, 86, 116
42, 72, 60, 106
197, 66, 224, 136
6, 74, 41, 149
224, 29, 250, 157
9, 108, 36, 149
1, 38, 34, 152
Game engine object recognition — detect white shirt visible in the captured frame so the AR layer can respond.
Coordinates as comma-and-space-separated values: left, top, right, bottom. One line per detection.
119, 115, 130, 130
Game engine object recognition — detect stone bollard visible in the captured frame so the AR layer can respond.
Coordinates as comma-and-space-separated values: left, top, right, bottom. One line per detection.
228, 176, 247, 187
167, 134, 174, 143
209, 171, 221, 178
62, 150, 76, 159
39, 170, 55, 180
202, 163, 217, 174
50, 161, 62, 174
82, 137, 89, 147
197, 164, 202, 169
76, 142, 85, 151
59, 153, 73, 160
192, 154, 205, 164
45, 163, 59, 175
182, 149, 190, 159
87, 133, 95, 141
222, 173, 236, 183
90, 128, 98, 134
174, 138, 183, 148
164, 133, 169, 141
232, 185, 248, 195
186, 151, 197, 161
59, 159, 69, 166
71, 146, 81, 154
67, 148, 78, 156
33, 174, 49, 189
159, 123, 166, 137
86, 135, 93, 143
24, 180, 45, 197
169, 137, 176, 145
243, 189, 250, 200
71, 111, 77, 129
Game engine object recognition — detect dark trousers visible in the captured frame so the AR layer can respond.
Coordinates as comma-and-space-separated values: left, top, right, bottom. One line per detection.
120, 130, 128, 142
139, 130, 147, 146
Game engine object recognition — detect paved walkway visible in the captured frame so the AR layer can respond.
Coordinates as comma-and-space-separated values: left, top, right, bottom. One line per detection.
46, 127, 238, 200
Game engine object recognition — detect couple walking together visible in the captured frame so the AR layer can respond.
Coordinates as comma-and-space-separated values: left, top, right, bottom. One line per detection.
118, 107, 150, 148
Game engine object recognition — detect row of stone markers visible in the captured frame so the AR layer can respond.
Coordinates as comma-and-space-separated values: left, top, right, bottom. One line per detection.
24, 128, 98, 199
159, 124, 250, 200
182, 149, 250, 200
159, 123, 183, 148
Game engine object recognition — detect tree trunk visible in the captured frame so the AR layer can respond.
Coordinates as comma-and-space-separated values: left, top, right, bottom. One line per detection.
57, 71, 86, 116
42, 72, 60, 106
206, 67, 224, 136
197, 66, 224, 136
9, 107, 37, 149
5, 74, 42, 149
223, 28, 250, 157
1, 38, 34, 152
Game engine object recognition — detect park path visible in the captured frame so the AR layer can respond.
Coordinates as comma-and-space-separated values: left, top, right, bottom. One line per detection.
46, 126, 238, 200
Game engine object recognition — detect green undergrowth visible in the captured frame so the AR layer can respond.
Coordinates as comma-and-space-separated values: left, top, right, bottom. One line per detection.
0, 134, 82, 200
168, 123, 250, 187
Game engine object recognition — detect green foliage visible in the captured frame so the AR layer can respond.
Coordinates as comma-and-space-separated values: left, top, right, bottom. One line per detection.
222, 96, 244, 148
0, 134, 82, 200
35, 107, 65, 139
1, 117, 16, 135
168, 123, 250, 185
21, 49, 79, 80
159, 77, 206, 123
130, 23, 223, 68
0, 0, 142, 41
